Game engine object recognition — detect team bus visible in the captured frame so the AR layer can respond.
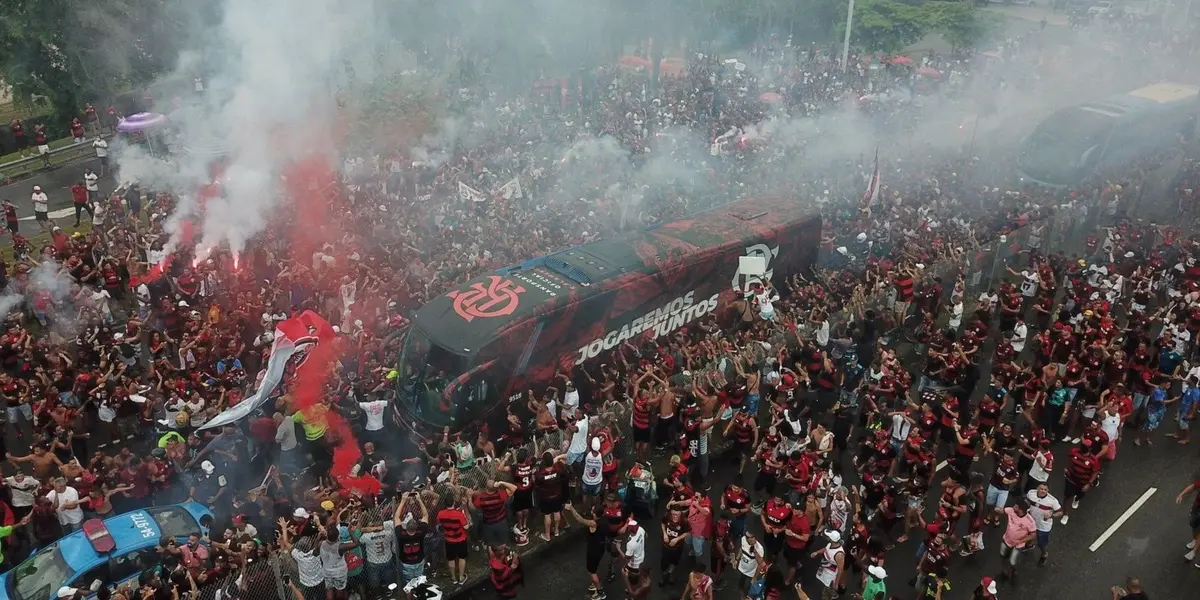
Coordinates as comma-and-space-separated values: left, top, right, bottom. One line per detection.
396, 196, 822, 428
1016, 82, 1199, 188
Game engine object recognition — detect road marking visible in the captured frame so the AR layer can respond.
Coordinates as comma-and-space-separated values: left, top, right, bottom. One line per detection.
18, 207, 76, 221
1088, 487, 1157, 552
935, 460, 948, 471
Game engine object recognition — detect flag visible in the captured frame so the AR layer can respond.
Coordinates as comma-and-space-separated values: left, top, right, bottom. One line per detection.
497, 177, 523, 200
457, 181, 486, 203
200, 310, 336, 430
861, 148, 880, 210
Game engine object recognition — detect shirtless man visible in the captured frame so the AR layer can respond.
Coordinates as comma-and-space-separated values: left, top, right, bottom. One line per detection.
650, 370, 678, 453
7, 445, 64, 479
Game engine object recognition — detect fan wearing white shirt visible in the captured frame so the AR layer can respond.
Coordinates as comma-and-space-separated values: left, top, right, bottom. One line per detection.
358, 396, 388, 443
1025, 484, 1063, 566
622, 520, 649, 595
46, 478, 85, 531
30, 185, 51, 233
92, 137, 109, 174
1011, 319, 1028, 354
84, 168, 100, 202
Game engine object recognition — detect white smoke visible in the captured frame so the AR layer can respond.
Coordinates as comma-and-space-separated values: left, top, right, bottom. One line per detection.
114, 0, 387, 254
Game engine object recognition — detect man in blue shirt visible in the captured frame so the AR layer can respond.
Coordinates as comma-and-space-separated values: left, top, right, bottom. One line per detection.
1169, 386, 1200, 444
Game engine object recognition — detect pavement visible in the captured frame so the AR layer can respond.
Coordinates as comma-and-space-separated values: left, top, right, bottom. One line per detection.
441, 433, 1198, 600
0, 155, 114, 222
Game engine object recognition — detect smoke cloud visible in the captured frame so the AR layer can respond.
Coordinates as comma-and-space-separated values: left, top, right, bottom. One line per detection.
115, 2, 1200, 258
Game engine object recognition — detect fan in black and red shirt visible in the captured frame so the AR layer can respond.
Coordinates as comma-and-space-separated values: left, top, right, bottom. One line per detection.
497, 449, 536, 535
1061, 439, 1102, 524
760, 496, 792, 559
722, 483, 751, 541
535, 453, 568, 540
394, 491, 431, 580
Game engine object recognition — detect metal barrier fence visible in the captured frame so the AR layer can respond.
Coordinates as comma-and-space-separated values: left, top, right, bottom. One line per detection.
0, 135, 108, 182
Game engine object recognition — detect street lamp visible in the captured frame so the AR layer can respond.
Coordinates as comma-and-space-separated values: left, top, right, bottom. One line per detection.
841, 0, 856, 73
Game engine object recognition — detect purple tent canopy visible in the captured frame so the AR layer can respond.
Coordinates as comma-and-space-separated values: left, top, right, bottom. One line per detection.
116, 112, 168, 133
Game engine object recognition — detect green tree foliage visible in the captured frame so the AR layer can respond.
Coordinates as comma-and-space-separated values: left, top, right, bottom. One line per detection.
0, 0, 189, 120
839, 0, 993, 54
841, 0, 934, 54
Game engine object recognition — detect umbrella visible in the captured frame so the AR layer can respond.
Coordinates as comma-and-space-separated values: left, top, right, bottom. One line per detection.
889, 56, 913, 66
760, 92, 784, 104
917, 66, 942, 79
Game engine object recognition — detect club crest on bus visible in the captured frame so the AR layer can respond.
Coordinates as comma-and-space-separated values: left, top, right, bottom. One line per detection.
449, 276, 527, 322
732, 243, 780, 292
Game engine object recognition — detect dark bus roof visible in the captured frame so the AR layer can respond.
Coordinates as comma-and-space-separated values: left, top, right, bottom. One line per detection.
414, 196, 819, 354
1077, 83, 1200, 119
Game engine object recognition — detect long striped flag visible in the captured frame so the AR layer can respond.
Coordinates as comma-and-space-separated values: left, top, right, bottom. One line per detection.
861, 148, 880, 210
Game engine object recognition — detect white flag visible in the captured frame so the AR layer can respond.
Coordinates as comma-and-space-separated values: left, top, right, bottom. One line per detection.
457, 181, 486, 203
497, 177, 523, 200
200, 311, 335, 430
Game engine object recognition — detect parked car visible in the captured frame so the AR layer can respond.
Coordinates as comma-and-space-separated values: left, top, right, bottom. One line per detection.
0, 503, 214, 600
1088, 1, 1116, 15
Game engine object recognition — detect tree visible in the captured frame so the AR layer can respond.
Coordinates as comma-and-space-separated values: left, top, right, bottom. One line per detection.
838, 0, 992, 54
840, 0, 937, 54
926, 1, 995, 51
0, 0, 190, 121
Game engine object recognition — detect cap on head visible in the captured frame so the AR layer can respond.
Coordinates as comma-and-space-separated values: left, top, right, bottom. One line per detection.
982, 577, 998, 594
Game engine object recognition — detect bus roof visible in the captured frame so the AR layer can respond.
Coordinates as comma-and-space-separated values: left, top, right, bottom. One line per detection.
1079, 83, 1199, 118
414, 196, 819, 353
1128, 83, 1199, 104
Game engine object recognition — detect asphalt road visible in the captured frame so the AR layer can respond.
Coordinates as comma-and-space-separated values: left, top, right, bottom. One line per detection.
0, 156, 115, 221
441, 425, 1198, 600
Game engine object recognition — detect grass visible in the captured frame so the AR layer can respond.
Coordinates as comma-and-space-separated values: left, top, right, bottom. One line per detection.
0, 137, 80, 166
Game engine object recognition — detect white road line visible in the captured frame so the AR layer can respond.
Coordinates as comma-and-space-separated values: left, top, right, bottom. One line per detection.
935, 460, 948, 471
18, 207, 76, 221
1088, 487, 1157, 552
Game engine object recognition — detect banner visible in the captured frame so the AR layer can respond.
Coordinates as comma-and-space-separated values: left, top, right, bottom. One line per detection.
457, 181, 487, 203
496, 177, 523, 200
200, 310, 336, 430
861, 148, 880, 210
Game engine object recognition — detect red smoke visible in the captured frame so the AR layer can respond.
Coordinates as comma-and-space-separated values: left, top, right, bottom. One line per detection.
278, 153, 380, 496
289, 322, 381, 496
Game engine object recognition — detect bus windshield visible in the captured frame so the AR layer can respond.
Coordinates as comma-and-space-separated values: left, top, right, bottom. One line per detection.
1018, 108, 1114, 185
397, 326, 470, 426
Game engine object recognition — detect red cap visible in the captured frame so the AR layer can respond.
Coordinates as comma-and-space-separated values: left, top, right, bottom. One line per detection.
981, 577, 997, 594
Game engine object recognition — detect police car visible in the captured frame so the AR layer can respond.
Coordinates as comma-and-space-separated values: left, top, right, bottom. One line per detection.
0, 503, 214, 600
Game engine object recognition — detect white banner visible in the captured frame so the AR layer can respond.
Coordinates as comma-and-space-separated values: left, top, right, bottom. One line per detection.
200, 311, 334, 430
457, 181, 487, 203
496, 177, 523, 200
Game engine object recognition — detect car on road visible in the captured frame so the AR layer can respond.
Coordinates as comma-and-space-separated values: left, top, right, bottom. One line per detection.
1088, 1, 1116, 15
0, 503, 214, 600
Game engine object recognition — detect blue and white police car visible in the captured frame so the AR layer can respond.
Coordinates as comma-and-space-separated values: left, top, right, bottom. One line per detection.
0, 503, 214, 600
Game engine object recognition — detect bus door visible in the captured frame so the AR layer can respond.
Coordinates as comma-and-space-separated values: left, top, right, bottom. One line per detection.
441, 359, 499, 424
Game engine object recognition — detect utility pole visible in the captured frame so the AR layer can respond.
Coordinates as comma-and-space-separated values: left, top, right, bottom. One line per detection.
841, 0, 856, 73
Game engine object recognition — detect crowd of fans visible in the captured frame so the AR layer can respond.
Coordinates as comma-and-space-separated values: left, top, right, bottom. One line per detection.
0, 24, 1198, 600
